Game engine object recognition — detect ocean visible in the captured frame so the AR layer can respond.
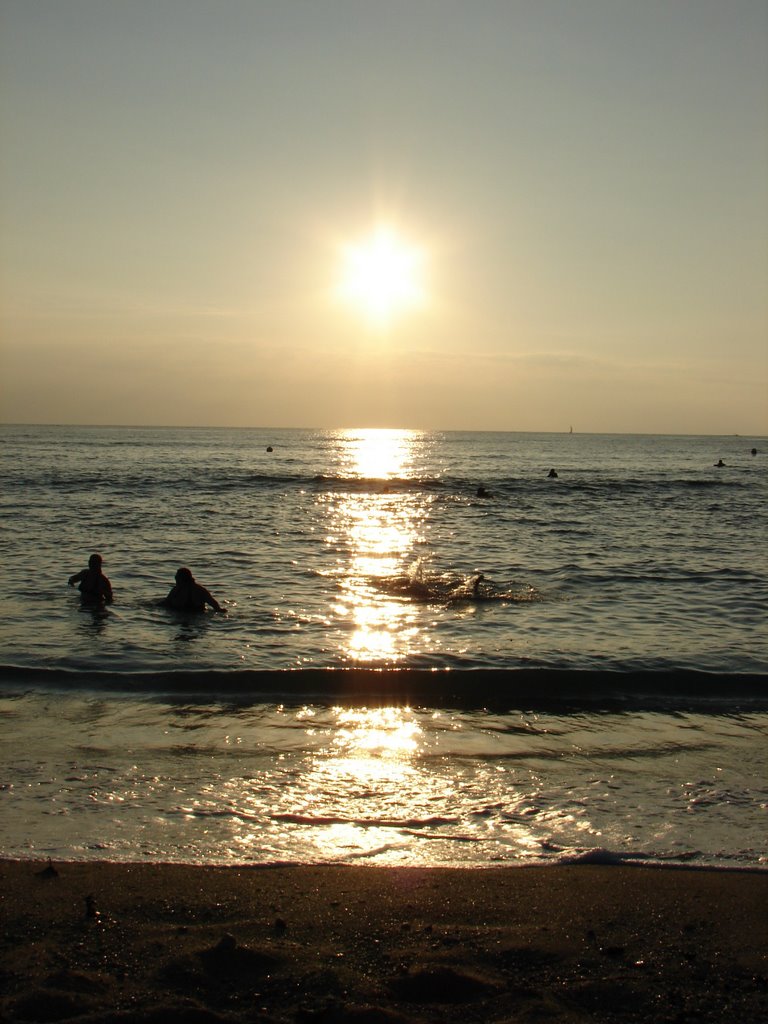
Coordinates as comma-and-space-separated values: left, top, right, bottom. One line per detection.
0, 424, 766, 868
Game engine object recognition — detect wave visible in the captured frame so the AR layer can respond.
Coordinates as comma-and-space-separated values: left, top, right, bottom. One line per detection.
550, 846, 767, 871
2, 468, 754, 498
1, 665, 765, 710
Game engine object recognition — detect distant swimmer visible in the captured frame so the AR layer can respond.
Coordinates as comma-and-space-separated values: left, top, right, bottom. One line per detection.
162, 567, 222, 613
476, 486, 490, 498
751, 448, 758, 456
470, 572, 485, 596
714, 459, 726, 467
547, 468, 558, 478
266, 446, 273, 452
68, 552, 113, 605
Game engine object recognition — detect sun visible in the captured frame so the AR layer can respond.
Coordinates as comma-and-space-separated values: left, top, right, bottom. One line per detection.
338, 226, 426, 327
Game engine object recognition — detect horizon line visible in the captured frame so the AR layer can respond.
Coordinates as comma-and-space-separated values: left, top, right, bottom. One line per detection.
1, 422, 766, 440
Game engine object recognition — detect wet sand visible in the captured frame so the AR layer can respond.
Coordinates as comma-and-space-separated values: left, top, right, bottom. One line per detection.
1, 860, 766, 1023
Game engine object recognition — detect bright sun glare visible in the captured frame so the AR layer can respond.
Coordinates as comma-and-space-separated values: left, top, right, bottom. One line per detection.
338, 226, 426, 327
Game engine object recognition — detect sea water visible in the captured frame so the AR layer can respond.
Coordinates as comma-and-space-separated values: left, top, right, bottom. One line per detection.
0, 425, 766, 867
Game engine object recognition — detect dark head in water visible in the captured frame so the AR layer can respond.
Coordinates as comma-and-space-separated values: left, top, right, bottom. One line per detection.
547, 468, 558, 478
164, 567, 223, 614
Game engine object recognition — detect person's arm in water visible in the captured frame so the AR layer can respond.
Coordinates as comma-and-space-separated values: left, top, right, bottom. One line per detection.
68, 569, 86, 587
199, 586, 223, 613
101, 576, 114, 604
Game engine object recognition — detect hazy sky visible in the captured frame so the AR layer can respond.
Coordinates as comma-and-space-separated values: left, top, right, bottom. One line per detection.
1, 0, 766, 433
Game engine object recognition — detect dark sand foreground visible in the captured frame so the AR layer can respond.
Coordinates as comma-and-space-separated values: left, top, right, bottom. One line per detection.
1, 861, 766, 1023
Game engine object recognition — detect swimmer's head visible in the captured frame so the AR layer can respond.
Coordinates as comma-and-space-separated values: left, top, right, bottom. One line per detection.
88, 553, 103, 569
176, 567, 194, 584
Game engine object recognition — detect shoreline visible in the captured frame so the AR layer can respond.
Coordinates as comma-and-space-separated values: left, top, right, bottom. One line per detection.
2, 860, 766, 1023
4, 853, 768, 874
2, 665, 767, 711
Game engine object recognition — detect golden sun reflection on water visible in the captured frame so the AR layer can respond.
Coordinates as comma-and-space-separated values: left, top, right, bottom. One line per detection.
338, 427, 419, 480
303, 706, 423, 795
328, 428, 430, 664
333, 706, 421, 757
290, 704, 544, 863
302, 706, 428, 861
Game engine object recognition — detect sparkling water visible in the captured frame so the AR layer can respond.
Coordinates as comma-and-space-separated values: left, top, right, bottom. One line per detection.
1, 425, 766, 868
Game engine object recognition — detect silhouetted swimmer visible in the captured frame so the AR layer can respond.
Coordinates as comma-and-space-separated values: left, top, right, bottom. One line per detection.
476, 486, 490, 498
163, 567, 222, 613
266, 446, 273, 452
714, 459, 726, 467
547, 468, 558, 478
68, 553, 113, 605
751, 448, 758, 456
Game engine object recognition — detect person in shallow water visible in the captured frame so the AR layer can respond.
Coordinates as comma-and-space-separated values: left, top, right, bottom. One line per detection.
68, 553, 113, 605
163, 567, 223, 613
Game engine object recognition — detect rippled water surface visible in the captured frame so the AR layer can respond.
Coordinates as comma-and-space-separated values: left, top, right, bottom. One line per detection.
1, 425, 766, 671
1, 425, 766, 868
2, 691, 767, 868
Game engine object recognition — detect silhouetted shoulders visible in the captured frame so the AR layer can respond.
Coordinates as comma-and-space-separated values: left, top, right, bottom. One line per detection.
68, 553, 113, 604
163, 567, 222, 613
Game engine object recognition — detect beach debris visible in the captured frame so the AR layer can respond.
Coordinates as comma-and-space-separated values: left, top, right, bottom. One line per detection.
84, 894, 101, 921
35, 858, 59, 879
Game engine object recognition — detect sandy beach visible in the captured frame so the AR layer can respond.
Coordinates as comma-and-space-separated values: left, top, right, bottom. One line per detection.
1, 860, 766, 1023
